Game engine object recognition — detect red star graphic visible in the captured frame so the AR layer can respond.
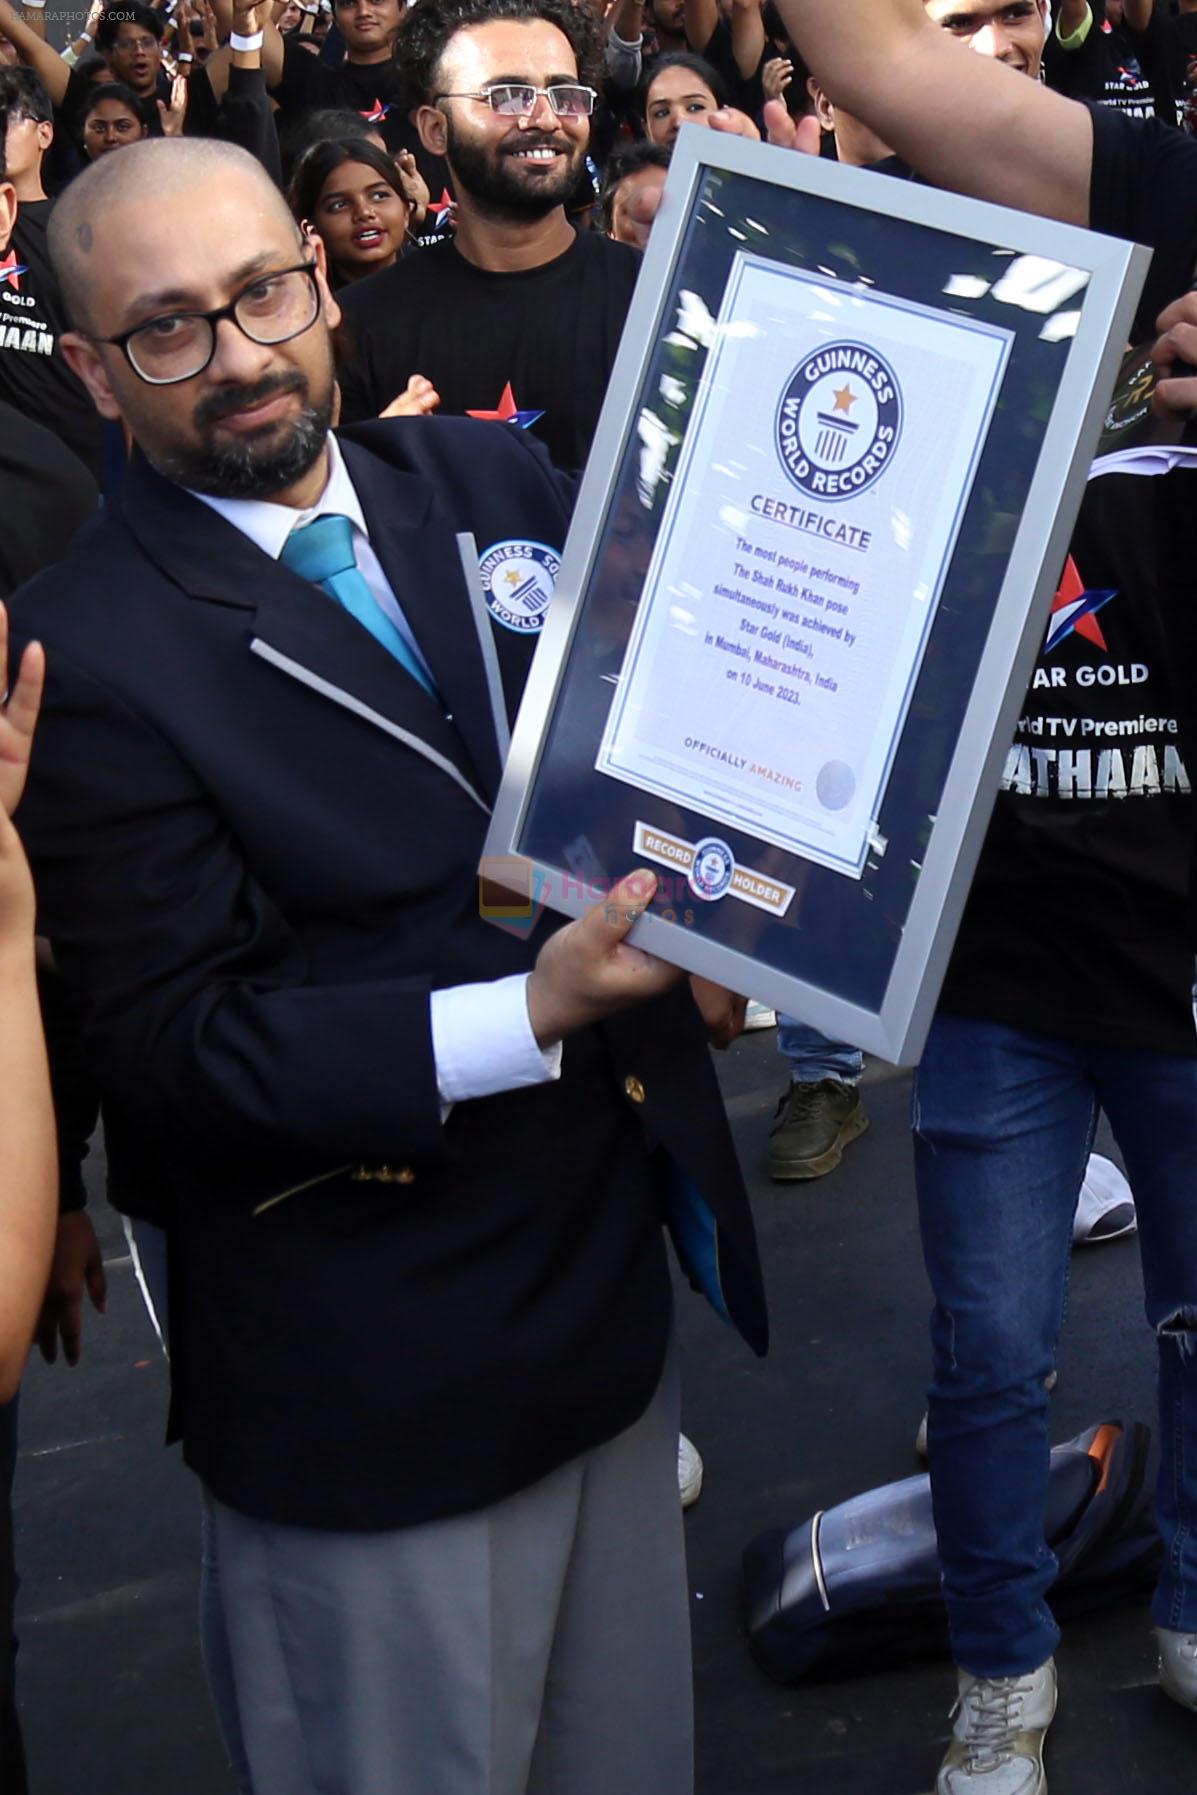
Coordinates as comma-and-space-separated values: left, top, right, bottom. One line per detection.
1051, 555, 1109, 651
0, 250, 24, 292
432, 187, 457, 225
467, 381, 520, 422
465, 382, 546, 429
360, 97, 389, 123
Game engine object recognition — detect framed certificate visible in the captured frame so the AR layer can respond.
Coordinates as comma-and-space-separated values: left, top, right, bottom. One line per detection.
482, 131, 1148, 1063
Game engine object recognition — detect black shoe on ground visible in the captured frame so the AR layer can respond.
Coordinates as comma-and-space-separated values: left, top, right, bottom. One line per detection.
767, 1078, 868, 1182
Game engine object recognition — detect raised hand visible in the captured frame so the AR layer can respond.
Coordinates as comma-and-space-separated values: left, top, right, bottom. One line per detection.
379, 374, 440, 419
394, 148, 430, 228
0, 602, 44, 823
761, 55, 794, 101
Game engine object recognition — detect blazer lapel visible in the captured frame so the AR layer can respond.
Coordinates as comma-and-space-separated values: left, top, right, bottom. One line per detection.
342, 440, 507, 804
120, 451, 491, 812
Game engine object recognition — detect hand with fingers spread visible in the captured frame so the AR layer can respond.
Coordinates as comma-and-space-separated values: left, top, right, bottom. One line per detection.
159, 70, 189, 126
760, 97, 823, 153
526, 870, 685, 1049
761, 55, 794, 101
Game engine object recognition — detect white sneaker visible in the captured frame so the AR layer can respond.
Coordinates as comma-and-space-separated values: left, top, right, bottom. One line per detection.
1158, 1627, 1197, 1711
937, 1660, 1056, 1795
678, 1433, 704, 1508
743, 1001, 777, 1031
1073, 1153, 1137, 1246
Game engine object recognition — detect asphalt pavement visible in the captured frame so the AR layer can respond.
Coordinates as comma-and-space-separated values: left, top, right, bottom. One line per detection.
11, 1029, 1183, 1795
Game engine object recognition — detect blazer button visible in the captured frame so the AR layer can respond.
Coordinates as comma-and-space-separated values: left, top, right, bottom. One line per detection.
624, 1076, 647, 1105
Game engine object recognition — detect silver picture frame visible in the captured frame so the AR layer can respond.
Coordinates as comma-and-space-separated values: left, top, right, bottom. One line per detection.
482, 129, 1149, 1063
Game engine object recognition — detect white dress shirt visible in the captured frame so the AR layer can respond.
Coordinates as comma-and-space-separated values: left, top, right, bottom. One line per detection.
189, 438, 562, 1108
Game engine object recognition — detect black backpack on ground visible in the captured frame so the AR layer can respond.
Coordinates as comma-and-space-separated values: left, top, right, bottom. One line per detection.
743, 1419, 1160, 1685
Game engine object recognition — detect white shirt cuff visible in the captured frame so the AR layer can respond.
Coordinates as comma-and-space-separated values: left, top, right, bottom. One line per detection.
431, 973, 563, 1106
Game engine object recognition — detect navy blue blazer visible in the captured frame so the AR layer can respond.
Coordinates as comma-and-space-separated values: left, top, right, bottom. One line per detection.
11, 416, 767, 1530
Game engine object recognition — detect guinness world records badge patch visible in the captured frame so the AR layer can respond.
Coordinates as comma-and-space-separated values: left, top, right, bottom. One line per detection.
479, 539, 560, 634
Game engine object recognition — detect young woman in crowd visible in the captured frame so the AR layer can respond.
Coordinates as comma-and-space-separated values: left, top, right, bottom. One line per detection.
77, 80, 147, 159
641, 50, 729, 147
289, 136, 427, 284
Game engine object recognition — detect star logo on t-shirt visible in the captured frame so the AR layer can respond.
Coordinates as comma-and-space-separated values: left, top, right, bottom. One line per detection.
0, 251, 28, 292
432, 187, 457, 230
359, 97, 391, 123
466, 382, 544, 430
1045, 555, 1117, 654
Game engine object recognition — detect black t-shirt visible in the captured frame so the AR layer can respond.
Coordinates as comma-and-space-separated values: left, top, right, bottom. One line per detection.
1087, 101, 1197, 335
0, 400, 97, 600
1166, 10, 1197, 129
336, 230, 640, 469
939, 462, 1196, 1052
271, 36, 449, 197
0, 200, 104, 482
1044, 0, 1176, 122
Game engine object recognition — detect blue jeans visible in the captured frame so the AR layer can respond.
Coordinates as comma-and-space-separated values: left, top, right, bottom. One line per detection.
913, 1016, 1197, 1678
776, 1018, 862, 1084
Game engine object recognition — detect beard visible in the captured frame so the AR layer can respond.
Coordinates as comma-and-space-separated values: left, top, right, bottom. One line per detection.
143, 367, 334, 500
444, 115, 584, 221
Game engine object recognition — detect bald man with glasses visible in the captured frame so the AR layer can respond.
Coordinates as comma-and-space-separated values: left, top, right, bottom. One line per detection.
8, 133, 767, 1795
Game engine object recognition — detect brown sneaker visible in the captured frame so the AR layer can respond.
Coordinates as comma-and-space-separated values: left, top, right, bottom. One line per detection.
767, 1078, 868, 1181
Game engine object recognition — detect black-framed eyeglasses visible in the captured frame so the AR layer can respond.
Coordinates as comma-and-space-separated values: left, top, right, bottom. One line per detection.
435, 82, 597, 118
89, 261, 322, 386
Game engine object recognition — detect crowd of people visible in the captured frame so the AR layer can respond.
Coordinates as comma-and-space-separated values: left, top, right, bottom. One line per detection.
2, 0, 1197, 1791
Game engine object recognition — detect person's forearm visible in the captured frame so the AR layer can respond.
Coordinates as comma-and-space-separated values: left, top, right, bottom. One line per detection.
1123, 0, 1153, 33
778, 0, 1092, 224
682, 0, 717, 53
0, 947, 57, 1402
1054, 0, 1090, 39
730, 0, 765, 81
20, 0, 47, 43
605, 27, 641, 88
0, 1, 68, 100
608, 0, 642, 47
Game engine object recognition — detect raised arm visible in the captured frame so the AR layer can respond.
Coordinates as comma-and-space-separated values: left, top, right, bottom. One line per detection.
778, 0, 1093, 224
683, 0, 718, 55
0, 0, 69, 105
1054, 0, 1090, 35
203, 4, 284, 103
730, 0, 765, 81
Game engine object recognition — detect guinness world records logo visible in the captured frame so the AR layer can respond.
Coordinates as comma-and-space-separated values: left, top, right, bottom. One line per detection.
775, 343, 903, 501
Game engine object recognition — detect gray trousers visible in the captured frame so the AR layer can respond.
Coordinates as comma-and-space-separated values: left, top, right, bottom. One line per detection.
204, 1342, 691, 1795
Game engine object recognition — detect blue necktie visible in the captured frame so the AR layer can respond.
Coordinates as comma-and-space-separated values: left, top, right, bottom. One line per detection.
280, 513, 438, 701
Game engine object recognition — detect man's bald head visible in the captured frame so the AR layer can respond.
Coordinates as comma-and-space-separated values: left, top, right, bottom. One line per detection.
49, 138, 302, 331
